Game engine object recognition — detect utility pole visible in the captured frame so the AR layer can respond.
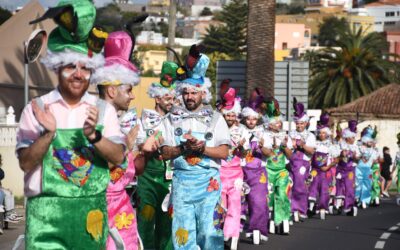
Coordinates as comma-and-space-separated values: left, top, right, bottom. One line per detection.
167, 0, 177, 61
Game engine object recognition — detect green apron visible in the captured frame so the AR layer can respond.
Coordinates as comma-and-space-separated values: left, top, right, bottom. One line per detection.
26, 100, 110, 249
137, 133, 173, 250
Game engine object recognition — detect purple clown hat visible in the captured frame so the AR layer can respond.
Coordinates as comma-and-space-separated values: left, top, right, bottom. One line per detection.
242, 88, 264, 118
343, 120, 358, 138
293, 97, 309, 122
317, 112, 331, 134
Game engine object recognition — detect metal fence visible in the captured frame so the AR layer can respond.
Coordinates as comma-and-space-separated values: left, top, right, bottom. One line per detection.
216, 60, 309, 122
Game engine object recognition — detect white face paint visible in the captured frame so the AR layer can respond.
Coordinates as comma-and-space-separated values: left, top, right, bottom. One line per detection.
61, 63, 91, 80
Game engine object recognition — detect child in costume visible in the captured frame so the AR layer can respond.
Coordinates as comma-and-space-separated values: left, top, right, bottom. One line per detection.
17, 1, 125, 248
308, 113, 339, 220
370, 134, 382, 206
261, 98, 293, 234
240, 90, 269, 244
218, 86, 244, 250
392, 133, 400, 196
91, 31, 143, 250
289, 98, 316, 222
335, 120, 360, 216
161, 46, 230, 250
355, 126, 378, 209
136, 61, 178, 250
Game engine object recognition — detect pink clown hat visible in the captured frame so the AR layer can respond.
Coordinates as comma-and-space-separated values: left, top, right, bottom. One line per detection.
91, 31, 140, 86
104, 31, 138, 73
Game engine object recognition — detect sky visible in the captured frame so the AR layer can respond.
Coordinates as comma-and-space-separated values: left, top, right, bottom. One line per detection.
0, 0, 148, 11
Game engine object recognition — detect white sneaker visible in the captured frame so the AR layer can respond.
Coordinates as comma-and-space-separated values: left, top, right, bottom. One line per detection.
382, 191, 390, 198
4, 214, 22, 223
375, 197, 380, 205
260, 234, 268, 242
0, 228, 3, 235
283, 220, 290, 234
320, 209, 326, 220
353, 206, 358, 217
269, 220, 275, 234
231, 237, 239, 250
253, 230, 260, 245
309, 202, 315, 211
361, 202, 367, 209
293, 211, 299, 222
329, 205, 334, 214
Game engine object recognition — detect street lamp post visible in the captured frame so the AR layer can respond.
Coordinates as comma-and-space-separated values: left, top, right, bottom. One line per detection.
23, 29, 47, 105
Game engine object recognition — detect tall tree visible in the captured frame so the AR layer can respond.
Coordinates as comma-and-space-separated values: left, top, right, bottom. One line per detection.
246, 0, 275, 98
167, 0, 177, 61
318, 17, 348, 46
202, 0, 247, 59
309, 25, 400, 108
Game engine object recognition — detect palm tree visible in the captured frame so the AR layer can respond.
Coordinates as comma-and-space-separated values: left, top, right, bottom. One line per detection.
246, 0, 275, 98
309, 25, 400, 109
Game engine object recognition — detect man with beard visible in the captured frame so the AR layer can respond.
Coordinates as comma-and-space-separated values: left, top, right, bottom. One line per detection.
218, 86, 244, 250
16, 1, 125, 248
161, 50, 230, 250
92, 31, 160, 250
136, 61, 179, 250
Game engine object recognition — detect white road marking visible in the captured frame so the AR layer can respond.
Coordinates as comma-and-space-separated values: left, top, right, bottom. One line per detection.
374, 222, 400, 249
375, 241, 385, 249
380, 233, 391, 240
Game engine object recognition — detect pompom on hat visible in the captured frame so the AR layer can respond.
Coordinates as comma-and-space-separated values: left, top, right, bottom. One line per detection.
91, 31, 140, 86
147, 61, 179, 98
30, 0, 107, 71
342, 120, 358, 138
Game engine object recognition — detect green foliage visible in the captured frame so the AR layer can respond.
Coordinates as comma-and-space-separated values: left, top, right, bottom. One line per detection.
309, 25, 400, 109
318, 17, 348, 46
0, 7, 12, 26
200, 7, 213, 16
202, 0, 247, 59
276, 3, 305, 15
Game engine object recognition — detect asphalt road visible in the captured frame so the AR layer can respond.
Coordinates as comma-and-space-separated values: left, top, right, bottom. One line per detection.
236, 197, 400, 250
1, 199, 399, 250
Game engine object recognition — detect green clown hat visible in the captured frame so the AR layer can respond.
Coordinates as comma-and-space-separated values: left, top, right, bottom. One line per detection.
147, 61, 179, 98
30, 0, 107, 70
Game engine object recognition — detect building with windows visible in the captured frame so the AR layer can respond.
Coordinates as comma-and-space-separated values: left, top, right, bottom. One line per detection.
350, 0, 400, 32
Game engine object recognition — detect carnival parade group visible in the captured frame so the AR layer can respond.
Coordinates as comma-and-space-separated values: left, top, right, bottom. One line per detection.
14, 1, 400, 250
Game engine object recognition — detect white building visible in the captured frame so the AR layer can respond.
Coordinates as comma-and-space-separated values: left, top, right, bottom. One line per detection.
136, 31, 165, 45
350, 0, 400, 32
191, 0, 223, 16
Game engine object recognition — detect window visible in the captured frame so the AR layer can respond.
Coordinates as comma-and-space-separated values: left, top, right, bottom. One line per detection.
385, 21, 396, 26
304, 31, 310, 38
386, 12, 395, 17
282, 42, 288, 50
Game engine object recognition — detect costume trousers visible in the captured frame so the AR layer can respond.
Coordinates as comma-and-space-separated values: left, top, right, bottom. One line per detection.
137, 169, 172, 250
370, 163, 381, 203
335, 170, 355, 211
171, 168, 224, 250
355, 162, 372, 205
242, 163, 268, 237
267, 168, 291, 225
309, 170, 330, 210
290, 154, 311, 216
220, 163, 243, 239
